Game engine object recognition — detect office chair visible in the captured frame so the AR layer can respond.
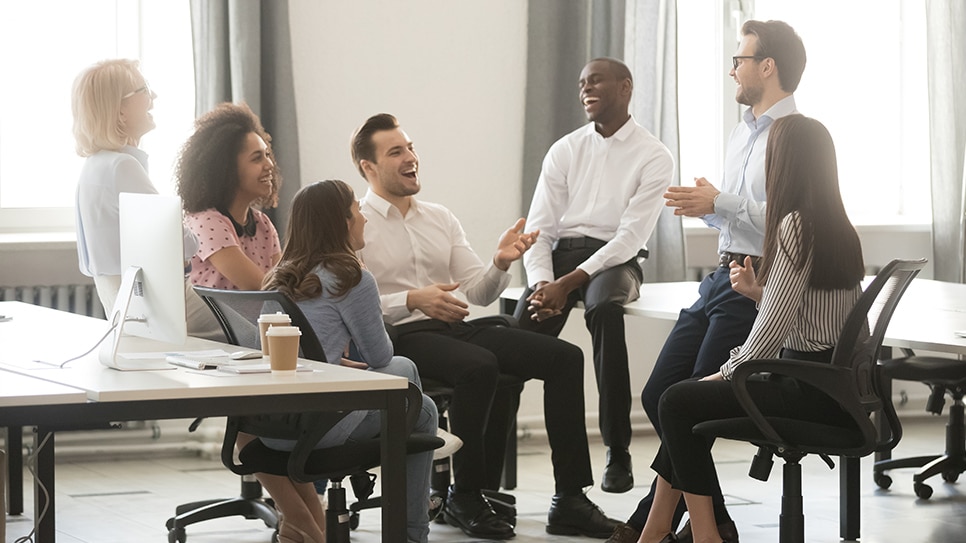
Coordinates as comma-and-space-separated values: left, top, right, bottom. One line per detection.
223, 381, 441, 543
693, 258, 926, 543
167, 286, 436, 542
873, 351, 966, 499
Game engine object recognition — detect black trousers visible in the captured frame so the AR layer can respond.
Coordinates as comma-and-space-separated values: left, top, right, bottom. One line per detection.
629, 267, 759, 529
393, 319, 593, 494
514, 246, 643, 450
651, 350, 846, 496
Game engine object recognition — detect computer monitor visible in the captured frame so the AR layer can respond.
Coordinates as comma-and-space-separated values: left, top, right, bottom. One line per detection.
98, 192, 188, 370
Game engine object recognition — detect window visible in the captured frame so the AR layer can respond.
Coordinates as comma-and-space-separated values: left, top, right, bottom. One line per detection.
0, 0, 194, 233
677, 0, 929, 225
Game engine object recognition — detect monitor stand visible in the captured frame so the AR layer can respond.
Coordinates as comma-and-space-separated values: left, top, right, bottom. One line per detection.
98, 266, 172, 371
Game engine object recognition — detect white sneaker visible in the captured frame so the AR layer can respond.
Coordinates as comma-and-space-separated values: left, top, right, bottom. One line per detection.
433, 428, 463, 460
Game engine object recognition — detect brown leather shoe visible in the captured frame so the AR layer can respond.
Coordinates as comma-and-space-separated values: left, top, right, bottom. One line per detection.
675, 519, 739, 543
606, 523, 642, 543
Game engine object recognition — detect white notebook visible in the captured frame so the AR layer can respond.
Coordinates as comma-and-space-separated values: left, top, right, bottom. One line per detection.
217, 363, 312, 374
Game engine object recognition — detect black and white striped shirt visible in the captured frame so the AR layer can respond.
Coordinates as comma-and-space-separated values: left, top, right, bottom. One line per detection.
720, 212, 862, 380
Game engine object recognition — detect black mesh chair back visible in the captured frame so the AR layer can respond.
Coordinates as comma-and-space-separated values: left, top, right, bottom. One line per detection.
192, 286, 326, 362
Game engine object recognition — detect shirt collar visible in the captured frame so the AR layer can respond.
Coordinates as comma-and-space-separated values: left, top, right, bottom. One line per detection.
362, 188, 420, 218
742, 94, 797, 130
589, 115, 636, 142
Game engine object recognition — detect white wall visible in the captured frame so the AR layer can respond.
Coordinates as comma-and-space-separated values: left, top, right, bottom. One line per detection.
288, 1, 529, 267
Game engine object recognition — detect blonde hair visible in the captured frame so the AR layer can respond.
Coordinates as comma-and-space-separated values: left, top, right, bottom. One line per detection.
71, 59, 144, 157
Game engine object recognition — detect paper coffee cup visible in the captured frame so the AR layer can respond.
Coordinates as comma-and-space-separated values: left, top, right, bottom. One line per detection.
257, 312, 291, 356
266, 325, 301, 374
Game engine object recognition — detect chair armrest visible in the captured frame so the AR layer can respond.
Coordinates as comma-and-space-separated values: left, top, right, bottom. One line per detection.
730, 358, 862, 448
468, 314, 519, 328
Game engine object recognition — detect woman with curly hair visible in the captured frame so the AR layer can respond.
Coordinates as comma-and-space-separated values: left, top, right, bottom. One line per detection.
177, 102, 282, 290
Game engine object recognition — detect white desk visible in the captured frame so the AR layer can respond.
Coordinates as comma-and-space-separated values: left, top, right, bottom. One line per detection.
500, 282, 699, 321
0, 301, 409, 543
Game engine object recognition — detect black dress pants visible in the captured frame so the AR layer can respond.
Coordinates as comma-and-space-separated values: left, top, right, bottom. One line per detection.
393, 319, 593, 494
651, 350, 847, 495
514, 245, 643, 451
628, 267, 758, 529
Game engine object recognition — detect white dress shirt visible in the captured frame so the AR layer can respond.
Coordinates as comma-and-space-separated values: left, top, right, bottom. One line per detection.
522, 116, 674, 287
359, 190, 512, 325
705, 95, 798, 256
76, 146, 199, 278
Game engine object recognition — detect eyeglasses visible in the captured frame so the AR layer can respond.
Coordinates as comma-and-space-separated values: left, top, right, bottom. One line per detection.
122, 85, 151, 99
732, 56, 765, 70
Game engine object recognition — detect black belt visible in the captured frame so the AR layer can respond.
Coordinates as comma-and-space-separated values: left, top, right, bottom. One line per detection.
719, 252, 761, 268
554, 237, 649, 260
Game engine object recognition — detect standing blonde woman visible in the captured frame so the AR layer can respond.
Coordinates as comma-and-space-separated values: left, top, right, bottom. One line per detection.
72, 59, 221, 339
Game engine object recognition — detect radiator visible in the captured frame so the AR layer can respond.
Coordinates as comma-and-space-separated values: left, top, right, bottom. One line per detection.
0, 284, 220, 458
0, 283, 105, 319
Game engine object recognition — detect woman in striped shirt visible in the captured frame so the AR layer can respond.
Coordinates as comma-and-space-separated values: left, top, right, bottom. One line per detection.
636, 114, 865, 543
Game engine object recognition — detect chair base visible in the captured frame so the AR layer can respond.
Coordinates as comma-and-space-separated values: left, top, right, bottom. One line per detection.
874, 397, 965, 499
165, 476, 277, 543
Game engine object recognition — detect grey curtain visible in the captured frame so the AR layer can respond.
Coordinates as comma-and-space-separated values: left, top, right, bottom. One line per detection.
926, 0, 966, 282
625, 0, 684, 281
189, 0, 300, 237
521, 0, 625, 215
521, 0, 685, 283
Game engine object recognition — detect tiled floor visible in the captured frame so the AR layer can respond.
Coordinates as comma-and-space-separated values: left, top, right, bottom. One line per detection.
4, 417, 966, 543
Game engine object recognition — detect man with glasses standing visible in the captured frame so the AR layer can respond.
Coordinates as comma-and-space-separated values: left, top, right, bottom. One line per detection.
606, 19, 806, 543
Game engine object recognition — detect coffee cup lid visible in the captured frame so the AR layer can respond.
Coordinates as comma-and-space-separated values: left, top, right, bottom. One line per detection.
258, 311, 291, 324
266, 325, 301, 336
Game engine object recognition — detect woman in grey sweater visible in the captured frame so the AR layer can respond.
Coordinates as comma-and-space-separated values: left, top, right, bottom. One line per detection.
263, 179, 441, 543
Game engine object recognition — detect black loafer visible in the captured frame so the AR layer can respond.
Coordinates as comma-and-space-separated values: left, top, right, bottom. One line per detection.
547, 492, 621, 538
601, 448, 634, 493
675, 519, 739, 543
442, 486, 515, 540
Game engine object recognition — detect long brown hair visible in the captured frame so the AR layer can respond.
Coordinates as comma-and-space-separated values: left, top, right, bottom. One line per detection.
264, 180, 361, 300
757, 114, 864, 289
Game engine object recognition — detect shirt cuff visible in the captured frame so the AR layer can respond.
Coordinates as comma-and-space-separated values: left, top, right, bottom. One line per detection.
382, 291, 413, 324
713, 191, 742, 221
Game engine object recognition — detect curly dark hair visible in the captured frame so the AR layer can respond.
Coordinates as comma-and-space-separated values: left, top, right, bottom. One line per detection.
176, 102, 281, 213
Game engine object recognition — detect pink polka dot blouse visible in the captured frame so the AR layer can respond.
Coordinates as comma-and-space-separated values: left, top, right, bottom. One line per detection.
185, 208, 281, 290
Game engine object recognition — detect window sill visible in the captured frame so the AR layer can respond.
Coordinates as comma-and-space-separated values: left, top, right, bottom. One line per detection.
0, 231, 77, 251
682, 216, 931, 236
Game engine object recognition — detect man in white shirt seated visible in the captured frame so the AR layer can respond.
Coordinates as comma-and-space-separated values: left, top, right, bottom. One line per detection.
353, 113, 620, 540
514, 58, 674, 494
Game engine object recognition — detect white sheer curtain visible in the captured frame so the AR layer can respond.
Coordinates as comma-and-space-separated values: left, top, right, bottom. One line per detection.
625, 0, 684, 281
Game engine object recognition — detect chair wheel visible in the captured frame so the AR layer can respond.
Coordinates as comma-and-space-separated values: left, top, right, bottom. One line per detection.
874, 473, 892, 489
349, 511, 360, 530
914, 482, 933, 499
942, 471, 959, 483
168, 526, 187, 543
